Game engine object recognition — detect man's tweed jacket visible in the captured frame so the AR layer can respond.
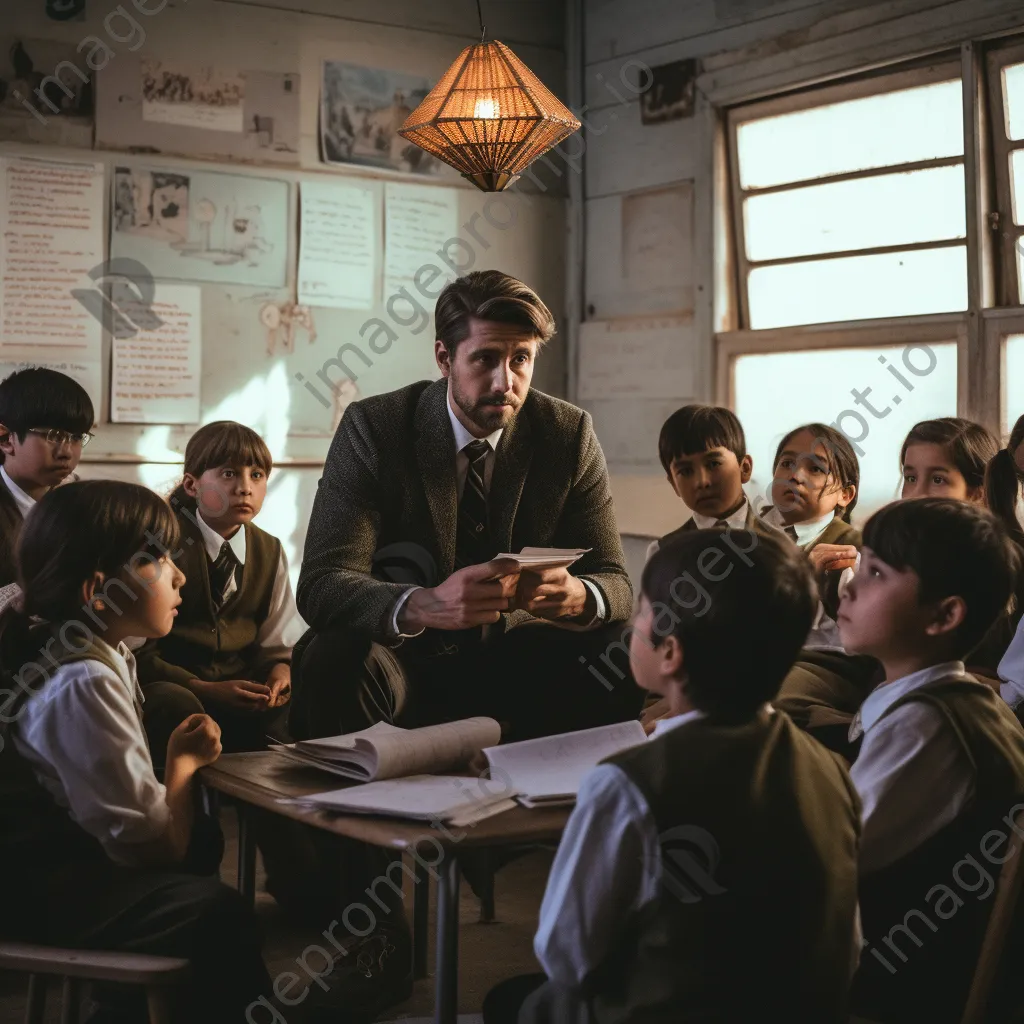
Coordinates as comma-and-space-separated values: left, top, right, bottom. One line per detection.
297, 378, 633, 642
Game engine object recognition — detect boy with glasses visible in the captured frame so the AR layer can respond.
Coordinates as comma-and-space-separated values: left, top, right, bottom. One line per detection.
0, 367, 94, 585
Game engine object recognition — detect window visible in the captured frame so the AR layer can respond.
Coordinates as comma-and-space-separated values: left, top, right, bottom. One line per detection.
1003, 332, 1024, 434
988, 45, 1024, 304
729, 65, 967, 330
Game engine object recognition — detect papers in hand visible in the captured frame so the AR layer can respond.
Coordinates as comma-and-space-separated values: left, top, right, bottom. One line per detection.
281, 775, 519, 828
483, 720, 647, 808
271, 717, 501, 783
494, 547, 592, 572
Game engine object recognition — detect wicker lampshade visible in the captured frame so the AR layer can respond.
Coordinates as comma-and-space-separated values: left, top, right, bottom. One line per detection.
398, 40, 582, 192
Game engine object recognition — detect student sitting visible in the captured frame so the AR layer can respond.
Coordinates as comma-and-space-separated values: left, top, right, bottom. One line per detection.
647, 404, 782, 562
136, 421, 304, 755
484, 528, 862, 1024
0, 480, 272, 1023
0, 367, 94, 586
840, 498, 1024, 1023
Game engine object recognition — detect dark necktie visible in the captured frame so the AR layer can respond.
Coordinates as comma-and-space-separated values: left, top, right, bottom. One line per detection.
209, 541, 239, 609
714, 519, 728, 529
454, 439, 493, 570
784, 525, 798, 541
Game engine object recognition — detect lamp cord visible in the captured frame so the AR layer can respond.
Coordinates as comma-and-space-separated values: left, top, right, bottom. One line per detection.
475, 0, 486, 41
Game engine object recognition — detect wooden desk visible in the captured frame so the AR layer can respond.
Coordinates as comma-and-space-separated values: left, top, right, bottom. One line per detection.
200, 752, 570, 1024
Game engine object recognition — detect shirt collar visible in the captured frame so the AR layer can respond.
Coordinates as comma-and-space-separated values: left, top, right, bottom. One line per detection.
446, 391, 503, 456
1, 466, 36, 517
196, 510, 246, 565
650, 707, 705, 739
859, 661, 968, 735
690, 499, 750, 531
761, 505, 837, 545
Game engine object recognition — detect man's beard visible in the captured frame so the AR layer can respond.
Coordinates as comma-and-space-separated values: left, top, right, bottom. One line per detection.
451, 374, 521, 432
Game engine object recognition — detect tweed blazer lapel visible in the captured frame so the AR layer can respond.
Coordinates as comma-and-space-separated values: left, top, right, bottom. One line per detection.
490, 407, 533, 555
415, 381, 459, 576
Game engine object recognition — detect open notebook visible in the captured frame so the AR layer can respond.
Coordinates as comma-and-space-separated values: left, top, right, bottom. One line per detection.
271, 717, 501, 782
483, 720, 648, 808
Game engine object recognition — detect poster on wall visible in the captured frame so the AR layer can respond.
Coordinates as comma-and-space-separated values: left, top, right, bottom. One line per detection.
320, 60, 440, 175
109, 165, 290, 288
141, 61, 246, 133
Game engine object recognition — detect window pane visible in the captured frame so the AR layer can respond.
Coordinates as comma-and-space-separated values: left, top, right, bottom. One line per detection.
744, 165, 966, 262
736, 79, 963, 190
1004, 334, 1024, 436
734, 342, 958, 520
748, 247, 967, 329
1004, 62, 1024, 141
1012, 149, 1024, 225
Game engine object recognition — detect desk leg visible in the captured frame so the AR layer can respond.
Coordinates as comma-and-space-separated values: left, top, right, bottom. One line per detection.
434, 851, 460, 1024
236, 805, 257, 909
413, 861, 430, 981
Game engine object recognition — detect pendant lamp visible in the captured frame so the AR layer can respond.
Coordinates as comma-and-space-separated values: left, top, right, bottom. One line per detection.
398, 0, 582, 192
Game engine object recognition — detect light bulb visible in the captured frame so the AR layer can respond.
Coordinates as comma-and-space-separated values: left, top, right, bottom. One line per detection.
474, 97, 499, 119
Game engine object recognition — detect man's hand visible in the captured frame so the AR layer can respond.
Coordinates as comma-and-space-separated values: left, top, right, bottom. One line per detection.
190, 678, 271, 711
808, 544, 859, 573
398, 558, 521, 633
166, 713, 222, 772
266, 663, 291, 708
514, 567, 590, 621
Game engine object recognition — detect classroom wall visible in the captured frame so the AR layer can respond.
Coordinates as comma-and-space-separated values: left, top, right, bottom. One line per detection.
0, 0, 570, 592
580, 0, 1024, 536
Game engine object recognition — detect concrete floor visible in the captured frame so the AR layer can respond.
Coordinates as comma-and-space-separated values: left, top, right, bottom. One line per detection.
0, 810, 552, 1023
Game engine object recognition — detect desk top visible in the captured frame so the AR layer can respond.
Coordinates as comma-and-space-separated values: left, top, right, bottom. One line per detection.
200, 752, 571, 851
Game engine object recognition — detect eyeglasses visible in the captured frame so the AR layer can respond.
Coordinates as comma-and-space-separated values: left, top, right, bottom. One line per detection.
26, 427, 93, 448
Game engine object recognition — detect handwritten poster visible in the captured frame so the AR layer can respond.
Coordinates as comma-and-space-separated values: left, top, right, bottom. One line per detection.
0, 157, 105, 391
111, 284, 202, 424
298, 181, 377, 309
384, 182, 458, 298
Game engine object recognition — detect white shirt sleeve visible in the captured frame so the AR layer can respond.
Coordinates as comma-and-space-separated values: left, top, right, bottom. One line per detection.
255, 547, 308, 651
851, 700, 975, 874
998, 616, 1024, 705
14, 661, 169, 865
534, 763, 660, 988
389, 586, 425, 639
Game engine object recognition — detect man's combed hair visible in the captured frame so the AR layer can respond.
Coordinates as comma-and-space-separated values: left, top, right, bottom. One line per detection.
434, 270, 555, 352
641, 529, 815, 720
863, 497, 1020, 657
0, 367, 94, 440
658, 405, 747, 473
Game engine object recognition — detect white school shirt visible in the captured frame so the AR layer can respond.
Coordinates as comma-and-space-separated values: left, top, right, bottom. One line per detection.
194, 511, 305, 651
1, 465, 35, 518
13, 638, 170, 865
849, 661, 975, 874
997, 616, 1024, 709
389, 393, 608, 636
644, 499, 754, 563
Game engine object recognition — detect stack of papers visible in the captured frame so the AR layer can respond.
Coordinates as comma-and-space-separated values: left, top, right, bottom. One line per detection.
494, 547, 592, 571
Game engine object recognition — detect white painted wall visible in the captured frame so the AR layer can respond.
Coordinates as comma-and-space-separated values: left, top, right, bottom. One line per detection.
579, 0, 1024, 536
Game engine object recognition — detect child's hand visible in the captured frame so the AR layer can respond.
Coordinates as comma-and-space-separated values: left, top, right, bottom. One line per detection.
192, 678, 271, 711
640, 696, 672, 735
167, 713, 222, 770
808, 544, 858, 573
266, 664, 292, 708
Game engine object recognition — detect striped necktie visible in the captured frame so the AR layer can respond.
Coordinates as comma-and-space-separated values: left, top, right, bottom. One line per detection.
454, 439, 493, 570
210, 540, 239, 609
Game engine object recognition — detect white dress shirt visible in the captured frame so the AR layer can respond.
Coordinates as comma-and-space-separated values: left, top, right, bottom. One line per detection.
997, 616, 1024, 709
14, 639, 170, 865
645, 498, 755, 563
195, 510, 305, 651
849, 661, 976, 874
1, 466, 36, 518
389, 392, 607, 636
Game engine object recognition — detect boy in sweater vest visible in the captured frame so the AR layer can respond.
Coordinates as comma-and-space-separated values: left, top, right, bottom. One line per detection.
840, 498, 1024, 1023
0, 367, 94, 586
484, 528, 862, 1024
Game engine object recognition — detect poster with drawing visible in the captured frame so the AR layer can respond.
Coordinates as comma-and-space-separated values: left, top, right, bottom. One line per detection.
110, 165, 289, 288
320, 60, 440, 175
142, 61, 245, 133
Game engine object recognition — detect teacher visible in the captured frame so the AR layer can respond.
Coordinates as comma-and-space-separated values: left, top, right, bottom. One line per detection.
290, 270, 642, 744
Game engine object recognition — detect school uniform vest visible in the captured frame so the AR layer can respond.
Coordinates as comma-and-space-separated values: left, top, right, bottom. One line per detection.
0, 626, 119, 937
0, 479, 23, 588
584, 710, 861, 1024
854, 678, 1024, 1024
138, 510, 281, 685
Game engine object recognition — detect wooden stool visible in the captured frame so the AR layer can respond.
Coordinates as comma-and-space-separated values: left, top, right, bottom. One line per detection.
0, 943, 190, 1024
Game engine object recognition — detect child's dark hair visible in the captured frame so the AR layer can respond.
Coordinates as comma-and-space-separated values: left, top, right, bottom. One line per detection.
773, 423, 860, 522
0, 481, 179, 681
640, 529, 815, 720
0, 368, 94, 463
658, 405, 746, 473
900, 417, 999, 496
863, 498, 1019, 657
985, 414, 1024, 549
170, 421, 273, 509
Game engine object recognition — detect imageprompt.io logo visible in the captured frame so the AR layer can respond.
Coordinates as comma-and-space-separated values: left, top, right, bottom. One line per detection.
72, 258, 165, 339
658, 825, 727, 904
